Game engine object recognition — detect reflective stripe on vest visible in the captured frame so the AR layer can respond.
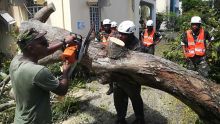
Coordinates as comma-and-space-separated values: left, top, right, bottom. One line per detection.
142, 29, 155, 47
185, 28, 205, 58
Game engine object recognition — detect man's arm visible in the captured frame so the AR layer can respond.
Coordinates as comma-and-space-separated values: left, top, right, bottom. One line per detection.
205, 31, 214, 48
154, 32, 162, 45
181, 32, 188, 58
52, 61, 71, 96
46, 35, 76, 55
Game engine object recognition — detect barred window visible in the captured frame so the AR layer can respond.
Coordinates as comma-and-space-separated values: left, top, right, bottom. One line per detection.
27, 5, 44, 19
89, 4, 100, 32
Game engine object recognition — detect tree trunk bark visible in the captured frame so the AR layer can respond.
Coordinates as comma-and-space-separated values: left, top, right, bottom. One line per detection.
16, 4, 220, 124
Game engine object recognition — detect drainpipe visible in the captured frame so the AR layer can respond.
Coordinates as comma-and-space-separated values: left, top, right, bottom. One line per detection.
62, 0, 65, 29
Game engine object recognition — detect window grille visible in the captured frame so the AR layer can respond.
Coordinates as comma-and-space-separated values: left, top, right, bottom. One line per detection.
89, 4, 100, 32
27, 5, 44, 19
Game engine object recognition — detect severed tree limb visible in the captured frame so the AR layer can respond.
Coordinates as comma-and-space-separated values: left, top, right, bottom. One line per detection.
85, 42, 220, 124
33, 3, 56, 23
15, 3, 220, 124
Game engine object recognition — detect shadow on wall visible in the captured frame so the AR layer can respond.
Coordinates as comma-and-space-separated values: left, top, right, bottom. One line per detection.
0, 20, 17, 56
99, 0, 111, 7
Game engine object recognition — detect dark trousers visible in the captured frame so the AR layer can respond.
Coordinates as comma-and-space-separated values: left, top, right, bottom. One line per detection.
187, 56, 210, 77
142, 45, 155, 55
113, 82, 144, 120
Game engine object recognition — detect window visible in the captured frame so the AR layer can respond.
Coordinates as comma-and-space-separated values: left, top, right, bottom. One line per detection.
27, 5, 44, 19
25, 0, 46, 19
89, 4, 100, 32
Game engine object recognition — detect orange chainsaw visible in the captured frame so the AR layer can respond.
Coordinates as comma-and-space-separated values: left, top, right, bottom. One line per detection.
61, 33, 82, 64
61, 24, 95, 77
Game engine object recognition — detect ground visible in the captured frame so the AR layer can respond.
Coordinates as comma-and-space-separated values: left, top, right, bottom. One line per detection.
61, 81, 198, 124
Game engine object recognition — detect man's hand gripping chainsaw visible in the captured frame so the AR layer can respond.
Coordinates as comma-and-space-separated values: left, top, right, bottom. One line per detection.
61, 24, 95, 77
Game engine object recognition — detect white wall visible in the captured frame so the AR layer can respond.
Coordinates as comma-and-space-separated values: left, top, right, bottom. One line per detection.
100, 0, 156, 37
46, 0, 156, 37
46, 0, 90, 37
69, 0, 90, 37
156, 0, 170, 13
100, 0, 133, 24
46, 0, 72, 32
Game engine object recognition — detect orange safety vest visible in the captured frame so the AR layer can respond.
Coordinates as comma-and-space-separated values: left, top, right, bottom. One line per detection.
101, 35, 109, 46
142, 29, 155, 47
185, 28, 206, 58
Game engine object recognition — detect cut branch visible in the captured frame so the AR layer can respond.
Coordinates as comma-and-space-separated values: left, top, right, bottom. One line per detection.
33, 3, 56, 23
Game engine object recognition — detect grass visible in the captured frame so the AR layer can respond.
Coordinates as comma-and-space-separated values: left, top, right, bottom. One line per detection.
52, 96, 81, 122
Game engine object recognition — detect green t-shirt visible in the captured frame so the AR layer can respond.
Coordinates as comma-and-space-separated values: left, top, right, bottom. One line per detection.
9, 54, 59, 124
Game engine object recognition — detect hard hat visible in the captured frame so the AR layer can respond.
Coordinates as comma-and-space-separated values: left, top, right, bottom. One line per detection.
191, 16, 201, 24
146, 20, 153, 26
117, 20, 136, 34
103, 19, 111, 25
111, 21, 117, 27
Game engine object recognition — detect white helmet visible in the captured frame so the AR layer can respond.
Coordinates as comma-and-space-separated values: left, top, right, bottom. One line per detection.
111, 21, 117, 28
146, 20, 153, 26
103, 19, 111, 25
117, 20, 136, 34
191, 16, 201, 24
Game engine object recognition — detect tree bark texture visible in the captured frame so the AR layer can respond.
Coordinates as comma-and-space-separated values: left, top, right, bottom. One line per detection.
17, 3, 220, 124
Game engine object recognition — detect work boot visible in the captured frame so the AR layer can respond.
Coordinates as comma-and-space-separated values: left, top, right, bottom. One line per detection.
131, 118, 145, 124
115, 119, 127, 124
106, 82, 113, 95
106, 87, 113, 95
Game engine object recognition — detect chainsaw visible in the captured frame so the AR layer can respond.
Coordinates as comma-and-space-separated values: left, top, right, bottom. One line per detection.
61, 24, 95, 77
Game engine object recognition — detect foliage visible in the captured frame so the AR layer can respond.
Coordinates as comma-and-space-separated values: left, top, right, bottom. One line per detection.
157, 12, 182, 31
181, 0, 208, 13
47, 62, 63, 77
0, 107, 15, 124
156, 13, 164, 30
0, 52, 12, 75
47, 63, 88, 122
163, 36, 187, 67
163, 1, 220, 82
52, 96, 80, 122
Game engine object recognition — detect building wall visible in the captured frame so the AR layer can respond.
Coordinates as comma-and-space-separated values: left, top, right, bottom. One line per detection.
156, 0, 170, 13
0, 0, 9, 11
45, 0, 156, 37
46, 0, 90, 37
69, 0, 90, 35
10, 5, 28, 27
46, 0, 72, 32
100, 0, 133, 24
156, 0, 179, 15
9, 0, 28, 26
0, 0, 27, 55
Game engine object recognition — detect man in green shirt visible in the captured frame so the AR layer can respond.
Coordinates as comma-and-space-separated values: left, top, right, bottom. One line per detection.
9, 28, 75, 124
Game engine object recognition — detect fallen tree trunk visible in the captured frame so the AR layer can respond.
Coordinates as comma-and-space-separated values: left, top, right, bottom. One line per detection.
16, 3, 220, 124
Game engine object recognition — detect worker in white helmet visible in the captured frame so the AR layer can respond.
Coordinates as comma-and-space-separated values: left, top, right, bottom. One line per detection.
96, 19, 112, 45
112, 20, 145, 124
141, 20, 162, 55
110, 21, 119, 37
105, 21, 119, 96
181, 16, 212, 77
